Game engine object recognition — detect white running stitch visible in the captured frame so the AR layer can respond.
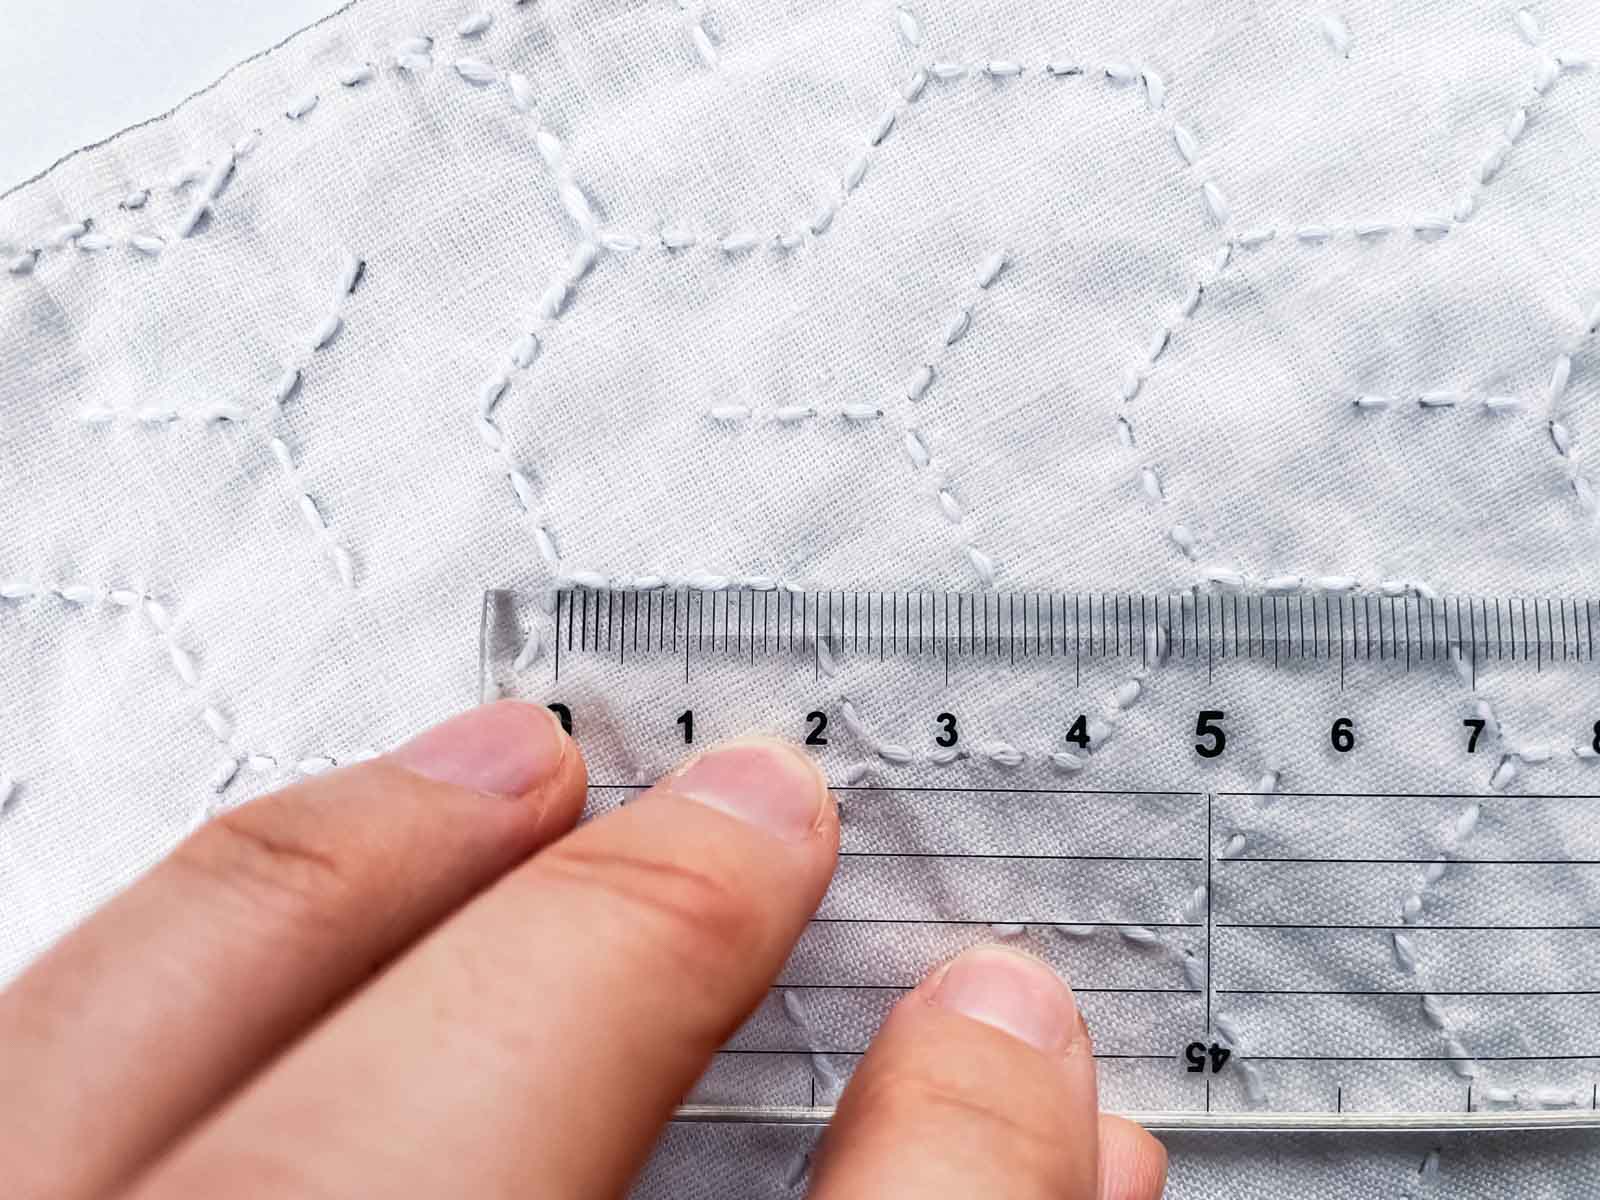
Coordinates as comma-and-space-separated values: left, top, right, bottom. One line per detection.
1192, 764, 1289, 1107
3, 129, 263, 274
268, 247, 364, 589
1174, 581, 1594, 1109
3, 7, 1600, 1158
473, 244, 598, 598
830, 659, 1239, 1101
694, 249, 1014, 588
449, 56, 599, 240
15, 139, 263, 269
705, 403, 884, 425
1114, 242, 1236, 564
1229, 10, 1593, 252
595, 54, 1226, 260
892, 5, 922, 50
830, 639, 1159, 777
1316, 10, 1354, 59
700, 248, 1011, 585
0, 578, 379, 800
786, 587, 1170, 779
1177, 615, 1572, 1110
1383, 643, 1598, 1108
888, 249, 1009, 587
3, 13, 557, 275
1540, 302, 1599, 516
825, 616, 1164, 987
1125, 266, 1595, 580
1349, 390, 1529, 415
72, 248, 362, 589
0, 580, 237, 790
117, 154, 237, 214
10, 11, 1588, 276
1184, 582, 1595, 1108
783, 725, 1213, 1106
779, 987, 845, 1108
457, 10, 494, 39
1389, 662, 1503, 1086
1181, 593, 1591, 1112
674, 2, 719, 70
1349, 298, 1598, 517
468, 252, 785, 597
1185, 587, 1567, 1109
79, 402, 246, 427
1197, 571, 1441, 601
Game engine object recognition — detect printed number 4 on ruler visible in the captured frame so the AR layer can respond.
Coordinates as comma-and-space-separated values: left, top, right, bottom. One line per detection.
480, 587, 1600, 1131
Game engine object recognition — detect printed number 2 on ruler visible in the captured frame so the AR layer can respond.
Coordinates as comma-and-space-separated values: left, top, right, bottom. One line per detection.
480, 588, 1600, 1131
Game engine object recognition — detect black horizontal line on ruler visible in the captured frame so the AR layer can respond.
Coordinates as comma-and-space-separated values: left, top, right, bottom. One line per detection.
714, 1049, 1175, 1060
809, 918, 1199, 927
774, 983, 1202, 994
1215, 792, 1600, 800
838, 850, 1202, 862
836, 786, 1199, 797
588, 784, 1202, 798
1222, 858, 1600, 866
1216, 988, 1600, 997
1243, 1054, 1600, 1062
1218, 923, 1600, 931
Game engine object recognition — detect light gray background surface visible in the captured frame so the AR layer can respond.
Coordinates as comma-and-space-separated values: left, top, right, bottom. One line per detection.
1, 0, 342, 192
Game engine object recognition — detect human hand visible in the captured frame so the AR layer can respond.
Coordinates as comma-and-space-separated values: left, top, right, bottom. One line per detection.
0, 701, 1167, 1198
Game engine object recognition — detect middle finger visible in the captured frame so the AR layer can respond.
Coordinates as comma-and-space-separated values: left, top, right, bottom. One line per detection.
132, 737, 839, 1200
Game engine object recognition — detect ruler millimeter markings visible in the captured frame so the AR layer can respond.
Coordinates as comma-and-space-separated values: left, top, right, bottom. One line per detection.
548, 589, 1598, 683
486, 588, 1600, 1130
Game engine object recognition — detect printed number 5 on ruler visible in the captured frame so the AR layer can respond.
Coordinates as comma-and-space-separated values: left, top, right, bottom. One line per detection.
480, 587, 1600, 1131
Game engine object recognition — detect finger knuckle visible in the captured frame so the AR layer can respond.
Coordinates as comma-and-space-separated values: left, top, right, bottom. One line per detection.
535, 842, 760, 978
175, 802, 355, 928
854, 1060, 1064, 1172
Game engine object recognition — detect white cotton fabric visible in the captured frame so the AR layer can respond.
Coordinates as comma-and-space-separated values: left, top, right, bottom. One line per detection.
3, 0, 1600, 1195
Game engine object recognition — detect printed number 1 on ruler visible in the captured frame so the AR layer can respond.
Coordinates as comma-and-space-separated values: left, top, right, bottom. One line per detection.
479, 587, 1600, 1132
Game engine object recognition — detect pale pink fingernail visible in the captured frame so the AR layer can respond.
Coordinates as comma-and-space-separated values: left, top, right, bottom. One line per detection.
930, 945, 1078, 1053
669, 737, 828, 842
390, 700, 568, 798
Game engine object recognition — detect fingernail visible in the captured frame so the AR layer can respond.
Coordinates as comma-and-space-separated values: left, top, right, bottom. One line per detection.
669, 737, 828, 842
390, 701, 568, 798
930, 945, 1078, 1053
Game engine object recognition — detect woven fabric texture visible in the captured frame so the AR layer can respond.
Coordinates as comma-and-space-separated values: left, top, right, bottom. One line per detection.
3, 1, 1600, 1195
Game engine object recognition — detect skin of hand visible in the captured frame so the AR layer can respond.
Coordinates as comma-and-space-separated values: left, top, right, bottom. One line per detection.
0, 700, 1167, 1199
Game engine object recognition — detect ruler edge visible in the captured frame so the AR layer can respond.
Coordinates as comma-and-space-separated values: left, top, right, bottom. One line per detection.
673, 1104, 1600, 1134
493, 588, 1600, 1133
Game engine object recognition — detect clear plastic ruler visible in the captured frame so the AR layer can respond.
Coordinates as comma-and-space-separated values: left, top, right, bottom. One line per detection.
480, 588, 1600, 1133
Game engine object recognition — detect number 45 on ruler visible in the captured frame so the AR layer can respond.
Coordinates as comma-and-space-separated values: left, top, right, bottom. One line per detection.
1185, 1043, 1231, 1074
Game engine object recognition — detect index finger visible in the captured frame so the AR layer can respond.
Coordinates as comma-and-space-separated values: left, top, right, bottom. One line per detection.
132, 737, 839, 1199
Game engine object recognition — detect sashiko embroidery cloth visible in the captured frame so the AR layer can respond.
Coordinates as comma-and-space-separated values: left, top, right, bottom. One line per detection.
3, 0, 1600, 1194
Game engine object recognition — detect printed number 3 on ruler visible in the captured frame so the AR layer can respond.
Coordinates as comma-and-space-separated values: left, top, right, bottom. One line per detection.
480, 587, 1600, 1129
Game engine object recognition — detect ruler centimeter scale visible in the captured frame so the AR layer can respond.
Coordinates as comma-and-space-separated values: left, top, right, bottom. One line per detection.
481, 588, 1600, 1133
538, 588, 1599, 687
